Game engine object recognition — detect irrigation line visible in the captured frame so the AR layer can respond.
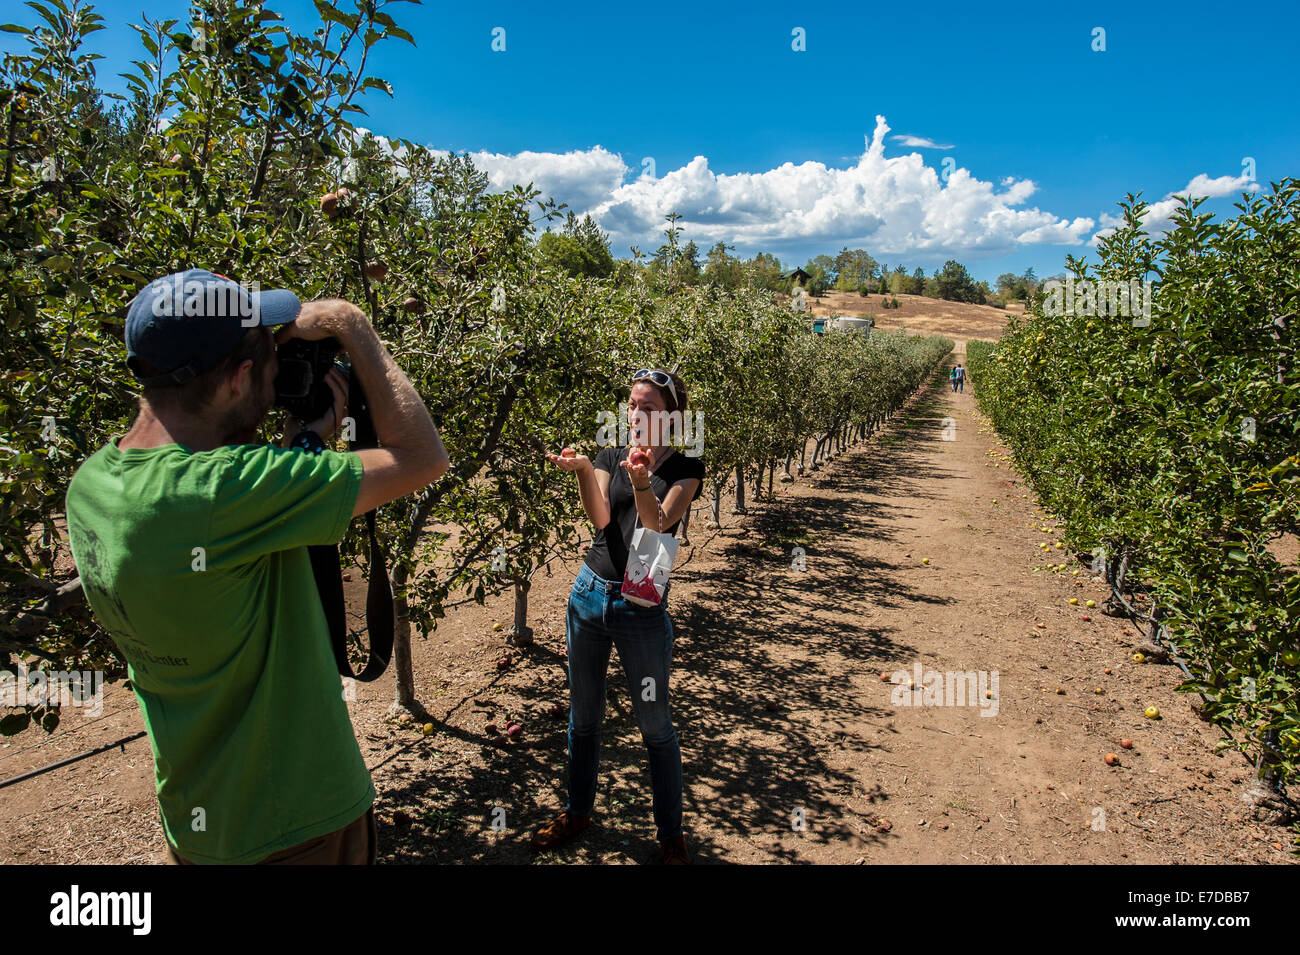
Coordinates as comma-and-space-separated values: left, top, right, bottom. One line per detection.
0, 730, 147, 791
0, 701, 137, 765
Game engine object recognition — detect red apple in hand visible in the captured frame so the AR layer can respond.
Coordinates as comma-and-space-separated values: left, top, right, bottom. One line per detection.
627, 447, 652, 468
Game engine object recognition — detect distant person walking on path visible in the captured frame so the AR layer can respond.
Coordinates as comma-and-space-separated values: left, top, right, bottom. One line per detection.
954, 363, 965, 393
950, 365, 958, 392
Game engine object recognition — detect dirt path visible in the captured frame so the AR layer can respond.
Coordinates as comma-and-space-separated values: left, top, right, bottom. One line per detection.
3, 345, 1294, 864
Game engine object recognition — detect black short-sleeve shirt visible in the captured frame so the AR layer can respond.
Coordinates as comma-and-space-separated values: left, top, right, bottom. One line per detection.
583, 446, 705, 582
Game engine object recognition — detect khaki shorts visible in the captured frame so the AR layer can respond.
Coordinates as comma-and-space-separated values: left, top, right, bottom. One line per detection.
166, 807, 377, 865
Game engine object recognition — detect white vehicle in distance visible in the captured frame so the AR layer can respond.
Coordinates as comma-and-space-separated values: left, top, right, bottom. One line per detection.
811, 315, 872, 336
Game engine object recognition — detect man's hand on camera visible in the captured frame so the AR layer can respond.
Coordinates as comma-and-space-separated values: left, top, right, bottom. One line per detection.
307, 366, 350, 440
276, 298, 364, 346
283, 367, 349, 447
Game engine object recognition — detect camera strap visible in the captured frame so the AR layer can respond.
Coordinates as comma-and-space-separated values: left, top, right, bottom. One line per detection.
302, 369, 394, 683
309, 509, 393, 683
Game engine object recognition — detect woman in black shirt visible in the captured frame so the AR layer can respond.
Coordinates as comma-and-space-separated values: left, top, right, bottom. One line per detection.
531, 368, 703, 864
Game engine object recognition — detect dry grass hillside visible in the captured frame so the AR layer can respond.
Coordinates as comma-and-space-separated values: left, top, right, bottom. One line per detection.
778, 289, 1023, 344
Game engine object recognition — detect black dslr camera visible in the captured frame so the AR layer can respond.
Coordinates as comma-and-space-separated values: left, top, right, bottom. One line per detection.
274, 337, 345, 421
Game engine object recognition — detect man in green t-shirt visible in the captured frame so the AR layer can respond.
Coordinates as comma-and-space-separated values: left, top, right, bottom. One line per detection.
65, 270, 449, 864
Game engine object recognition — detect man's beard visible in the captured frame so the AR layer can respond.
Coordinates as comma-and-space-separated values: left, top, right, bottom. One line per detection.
220, 375, 275, 445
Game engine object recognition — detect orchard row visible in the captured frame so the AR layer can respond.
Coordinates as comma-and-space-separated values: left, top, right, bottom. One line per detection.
966, 181, 1300, 785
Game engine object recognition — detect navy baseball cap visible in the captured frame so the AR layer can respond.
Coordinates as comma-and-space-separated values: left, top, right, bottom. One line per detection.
125, 269, 301, 387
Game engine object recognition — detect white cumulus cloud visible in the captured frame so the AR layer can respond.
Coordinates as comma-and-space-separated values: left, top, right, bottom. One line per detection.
890, 133, 954, 150
365, 116, 1099, 262
1090, 172, 1259, 245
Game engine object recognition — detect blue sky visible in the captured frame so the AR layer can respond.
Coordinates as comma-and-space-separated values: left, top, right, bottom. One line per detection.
5, 0, 1296, 284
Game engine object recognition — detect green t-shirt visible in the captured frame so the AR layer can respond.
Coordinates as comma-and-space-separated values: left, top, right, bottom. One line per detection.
65, 438, 372, 864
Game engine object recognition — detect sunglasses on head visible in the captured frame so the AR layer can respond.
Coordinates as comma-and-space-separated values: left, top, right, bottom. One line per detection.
631, 368, 678, 407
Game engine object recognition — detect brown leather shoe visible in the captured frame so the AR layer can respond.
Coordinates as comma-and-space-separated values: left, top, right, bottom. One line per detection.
659, 835, 690, 865
529, 811, 591, 852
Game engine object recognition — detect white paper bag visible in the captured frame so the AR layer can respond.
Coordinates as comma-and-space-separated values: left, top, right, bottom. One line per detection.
620, 526, 679, 607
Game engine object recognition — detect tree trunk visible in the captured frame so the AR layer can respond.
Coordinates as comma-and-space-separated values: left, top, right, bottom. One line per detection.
387, 383, 520, 719
678, 506, 691, 545
509, 579, 533, 647
710, 485, 721, 523
388, 562, 423, 719
767, 460, 774, 497
734, 464, 746, 512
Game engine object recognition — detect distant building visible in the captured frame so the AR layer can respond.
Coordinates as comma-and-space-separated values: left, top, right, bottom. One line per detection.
788, 267, 811, 287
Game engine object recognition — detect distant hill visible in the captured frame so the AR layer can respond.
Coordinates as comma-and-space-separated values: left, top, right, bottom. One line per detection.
779, 289, 1024, 345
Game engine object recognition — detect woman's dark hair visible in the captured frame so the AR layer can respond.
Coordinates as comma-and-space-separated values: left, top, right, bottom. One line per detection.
137, 326, 274, 416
